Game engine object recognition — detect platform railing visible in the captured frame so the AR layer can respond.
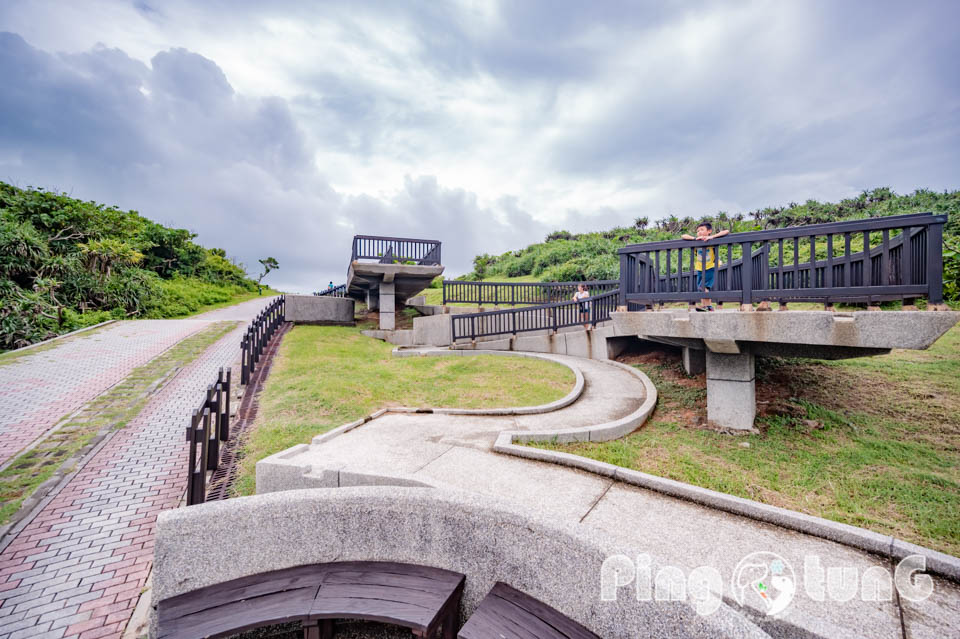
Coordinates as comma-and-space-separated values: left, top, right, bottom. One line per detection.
618, 212, 946, 308
451, 290, 619, 341
442, 279, 620, 306
351, 235, 442, 265
315, 284, 346, 297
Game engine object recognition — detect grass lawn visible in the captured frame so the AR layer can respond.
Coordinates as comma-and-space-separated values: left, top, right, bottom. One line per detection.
232, 325, 576, 496
537, 324, 960, 556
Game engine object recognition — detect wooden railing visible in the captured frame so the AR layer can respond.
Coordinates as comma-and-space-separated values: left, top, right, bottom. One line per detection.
351, 235, 442, 265
443, 279, 619, 306
451, 290, 619, 341
185, 367, 231, 506
240, 296, 285, 385
618, 212, 946, 307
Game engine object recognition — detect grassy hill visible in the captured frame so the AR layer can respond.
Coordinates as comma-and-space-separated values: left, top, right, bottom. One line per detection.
464, 187, 959, 303
0, 182, 272, 350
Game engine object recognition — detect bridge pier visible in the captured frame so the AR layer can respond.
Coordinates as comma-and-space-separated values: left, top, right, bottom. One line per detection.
681, 347, 705, 376
379, 281, 396, 330
706, 351, 756, 431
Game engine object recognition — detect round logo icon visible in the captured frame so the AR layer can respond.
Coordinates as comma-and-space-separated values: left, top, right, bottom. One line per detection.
732, 551, 796, 616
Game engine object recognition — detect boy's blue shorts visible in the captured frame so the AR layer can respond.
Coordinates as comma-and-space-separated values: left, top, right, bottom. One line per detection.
696, 268, 715, 291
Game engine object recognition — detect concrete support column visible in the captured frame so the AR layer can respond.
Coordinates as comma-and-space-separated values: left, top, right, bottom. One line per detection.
705, 351, 756, 430
682, 347, 706, 376
366, 288, 380, 311
379, 281, 396, 330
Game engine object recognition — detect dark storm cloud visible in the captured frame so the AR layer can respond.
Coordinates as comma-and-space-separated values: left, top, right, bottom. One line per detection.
0, 31, 552, 291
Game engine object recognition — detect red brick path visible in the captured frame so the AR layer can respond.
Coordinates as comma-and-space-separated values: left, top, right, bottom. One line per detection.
0, 297, 277, 639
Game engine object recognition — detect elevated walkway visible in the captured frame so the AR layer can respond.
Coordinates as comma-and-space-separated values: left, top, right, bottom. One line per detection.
345, 235, 444, 329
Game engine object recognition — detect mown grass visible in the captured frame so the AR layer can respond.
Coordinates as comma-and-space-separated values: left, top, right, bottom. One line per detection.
536, 324, 960, 556
232, 325, 576, 496
0, 322, 238, 525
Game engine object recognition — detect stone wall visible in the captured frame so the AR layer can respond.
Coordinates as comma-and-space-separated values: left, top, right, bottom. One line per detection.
283, 294, 354, 325
152, 487, 766, 639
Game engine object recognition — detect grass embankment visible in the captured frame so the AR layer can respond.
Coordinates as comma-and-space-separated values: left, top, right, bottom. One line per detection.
537, 324, 960, 556
232, 325, 576, 496
160, 282, 284, 318
0, 321, 238, 525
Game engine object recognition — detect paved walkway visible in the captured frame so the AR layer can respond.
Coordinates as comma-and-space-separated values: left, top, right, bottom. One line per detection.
270, 352, 960, 639
0, 322, 209, 467
0, 297, 276, 639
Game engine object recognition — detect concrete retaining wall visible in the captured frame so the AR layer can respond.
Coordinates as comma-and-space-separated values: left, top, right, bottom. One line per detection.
152, 487, 767, 639
284, 295, 354, 325
408, 314, 635, 361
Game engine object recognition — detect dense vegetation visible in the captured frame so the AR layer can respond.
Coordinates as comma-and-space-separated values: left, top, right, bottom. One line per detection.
467, 187, 959, 301
0, 182, 260, 349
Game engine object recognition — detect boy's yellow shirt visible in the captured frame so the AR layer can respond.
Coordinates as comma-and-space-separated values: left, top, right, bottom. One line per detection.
693, 246, 716, 271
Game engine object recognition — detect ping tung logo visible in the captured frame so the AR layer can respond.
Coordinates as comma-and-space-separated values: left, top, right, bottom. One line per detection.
732, 551, 797, 616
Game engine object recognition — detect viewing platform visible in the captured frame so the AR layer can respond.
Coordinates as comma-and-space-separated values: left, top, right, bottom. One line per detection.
614, 212, 958, 430
345, 235, 444, 329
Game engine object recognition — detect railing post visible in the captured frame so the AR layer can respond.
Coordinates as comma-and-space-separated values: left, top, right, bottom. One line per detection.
206, 385, 219, 471
741, 241, 754, 309
928, 221, 944, 305
186, 411, 200, 506
221, 368, 231, 441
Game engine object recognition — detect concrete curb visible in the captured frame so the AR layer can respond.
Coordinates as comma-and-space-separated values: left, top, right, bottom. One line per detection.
0, 320, 116, 357
390, 347, 585, 415
491, 364, 960, 583
304, 350, 583, 449
495, 358, 658, 444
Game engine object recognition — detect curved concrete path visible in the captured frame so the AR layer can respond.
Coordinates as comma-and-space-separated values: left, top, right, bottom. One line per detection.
260, 350, 960, 639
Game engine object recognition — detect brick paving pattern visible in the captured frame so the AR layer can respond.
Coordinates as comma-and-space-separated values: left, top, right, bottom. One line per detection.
0, 297, 276, 639
0, 321, 210, 467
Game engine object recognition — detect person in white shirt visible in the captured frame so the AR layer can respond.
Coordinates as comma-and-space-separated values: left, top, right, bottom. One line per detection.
572, 283, 591, 329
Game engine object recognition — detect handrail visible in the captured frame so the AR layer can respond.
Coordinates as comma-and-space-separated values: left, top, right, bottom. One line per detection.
186, 296, 287, 506
315, 284, 347, 297
618, 212, 946, 307
443, 279, 619, 306
185, 367, 231, 506
351, 235, 442, 265
240, 296, 285, 385
451, 290, 619, 341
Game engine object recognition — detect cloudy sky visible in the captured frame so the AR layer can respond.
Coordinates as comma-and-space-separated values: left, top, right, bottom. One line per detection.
1, 1, 958, 292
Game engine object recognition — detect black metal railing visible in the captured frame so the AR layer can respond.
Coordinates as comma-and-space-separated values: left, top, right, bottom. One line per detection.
451, 290, 619, 341
240, 296, 285, 385
185, 367, 231, 506
351, 235, 442, 265
315, 284, 347, 297
442, 279, 620, 306
618, 212, 947, 307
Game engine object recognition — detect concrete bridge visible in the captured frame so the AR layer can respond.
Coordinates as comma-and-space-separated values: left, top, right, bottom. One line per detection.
346, 235, 444, 330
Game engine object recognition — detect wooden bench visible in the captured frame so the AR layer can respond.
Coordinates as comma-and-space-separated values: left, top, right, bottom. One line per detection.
458, 582, 600, 639
157, 561, 465, 639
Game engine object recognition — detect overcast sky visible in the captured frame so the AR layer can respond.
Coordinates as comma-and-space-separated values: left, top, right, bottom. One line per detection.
1, 1, 958, 292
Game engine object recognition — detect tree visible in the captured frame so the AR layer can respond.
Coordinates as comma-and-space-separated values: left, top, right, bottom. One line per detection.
257, 257, 279, 290
633, 216, 649, 231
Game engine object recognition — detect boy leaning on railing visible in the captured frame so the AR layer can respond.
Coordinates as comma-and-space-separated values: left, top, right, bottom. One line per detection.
681, 221, 729, 311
